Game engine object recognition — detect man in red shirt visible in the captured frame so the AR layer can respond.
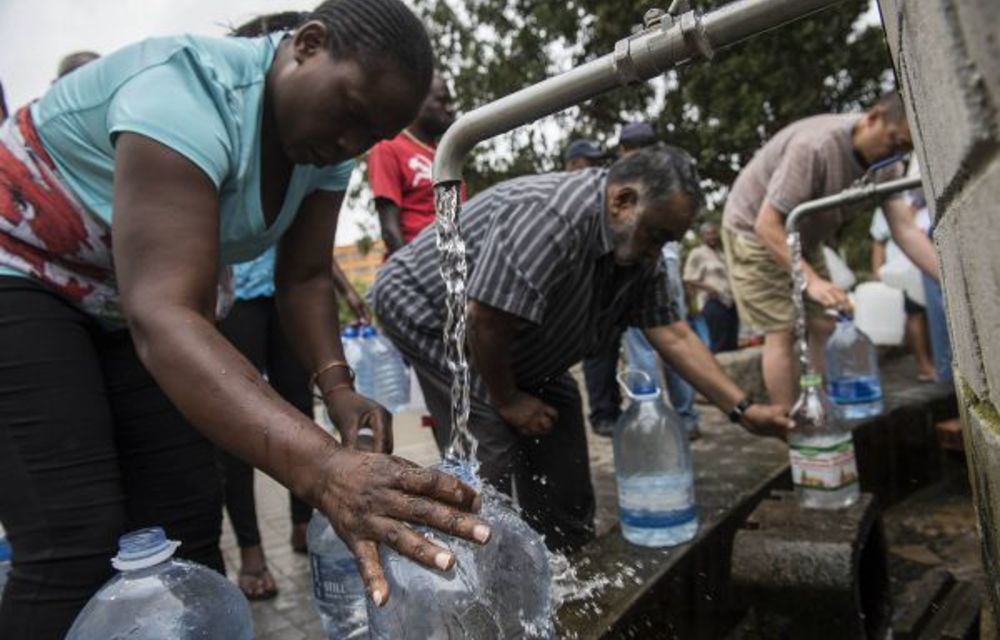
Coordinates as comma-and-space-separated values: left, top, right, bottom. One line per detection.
369, 71, 456, 255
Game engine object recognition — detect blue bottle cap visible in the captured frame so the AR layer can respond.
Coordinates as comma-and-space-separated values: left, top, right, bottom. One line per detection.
112, 527, 180, 571
630, 379, 659, 397
342, 325, 359, 338
0, 537, 10, 562
360, 325, 377, 338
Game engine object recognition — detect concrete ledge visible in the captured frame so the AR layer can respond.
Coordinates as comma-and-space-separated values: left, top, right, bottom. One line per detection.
557, 358, 958, 639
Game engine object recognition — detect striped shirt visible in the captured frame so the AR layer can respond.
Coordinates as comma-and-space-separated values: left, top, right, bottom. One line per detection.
370, 168, 680, 392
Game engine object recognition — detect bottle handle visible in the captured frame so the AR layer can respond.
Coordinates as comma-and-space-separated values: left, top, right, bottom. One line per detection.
616, 368, 657, 400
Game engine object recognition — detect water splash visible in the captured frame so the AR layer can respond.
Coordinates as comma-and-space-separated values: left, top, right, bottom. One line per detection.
434, 183, 477, 467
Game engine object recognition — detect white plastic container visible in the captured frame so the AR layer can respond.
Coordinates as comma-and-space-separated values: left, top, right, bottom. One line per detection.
852, 281, 905, 346
879, 257, 926, 306
822, 246, 857, 292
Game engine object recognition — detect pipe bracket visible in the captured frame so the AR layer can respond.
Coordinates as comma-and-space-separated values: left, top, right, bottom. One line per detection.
613, 38, 641, 85
680, 11, 714, 61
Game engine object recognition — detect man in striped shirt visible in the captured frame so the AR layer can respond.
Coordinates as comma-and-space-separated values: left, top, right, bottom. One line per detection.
371, 146, 791, 551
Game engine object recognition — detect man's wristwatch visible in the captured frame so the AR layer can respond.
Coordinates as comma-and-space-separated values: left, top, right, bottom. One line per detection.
728, 397, 754, 424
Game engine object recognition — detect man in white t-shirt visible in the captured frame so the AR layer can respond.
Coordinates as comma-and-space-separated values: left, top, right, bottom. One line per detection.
870, 203, 935, 380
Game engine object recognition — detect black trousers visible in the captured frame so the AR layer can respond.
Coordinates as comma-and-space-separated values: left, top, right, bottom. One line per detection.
216, 296, 312, 548
581, 341, 622, 425
702, 298, 740, 353
0, 277, 223, 640
379, 320, 596, 553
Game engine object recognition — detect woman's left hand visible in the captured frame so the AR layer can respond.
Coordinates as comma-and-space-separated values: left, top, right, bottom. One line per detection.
325, 390, 394, 453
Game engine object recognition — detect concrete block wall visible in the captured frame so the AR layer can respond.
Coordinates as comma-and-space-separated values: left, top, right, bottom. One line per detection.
878, 0, 1000, 619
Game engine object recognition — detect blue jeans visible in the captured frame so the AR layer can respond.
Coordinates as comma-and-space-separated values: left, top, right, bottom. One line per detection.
622, 328, 700, 432
921, 271, 953, 383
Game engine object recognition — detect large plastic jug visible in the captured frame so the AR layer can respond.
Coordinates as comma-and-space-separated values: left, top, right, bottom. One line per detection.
825, 314, 884, 421
622, 328, 662, 392
342, 325, 374, 398
879, 255, 926, 306
370, 331, 410, 413
368, 460, 553, 639
66, 527, 253, 639
613, 370, 698, 547
0, 528, 10, 601
309, 511, 368, 639
852, 281, 905, 346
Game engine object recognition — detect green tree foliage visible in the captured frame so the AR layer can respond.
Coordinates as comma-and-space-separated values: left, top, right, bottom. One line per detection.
417, 0, 893, 203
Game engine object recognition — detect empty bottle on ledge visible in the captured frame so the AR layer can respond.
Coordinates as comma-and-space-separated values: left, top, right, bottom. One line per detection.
613, 370, 698, 547
789, 373, 860, 510
825, 313, 884, 421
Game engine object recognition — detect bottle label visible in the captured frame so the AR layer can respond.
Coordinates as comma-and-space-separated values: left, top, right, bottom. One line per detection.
311, 554, 365, 601
618, 474, 697, 528
789, 434, 859, 491
828, 376, 882, 405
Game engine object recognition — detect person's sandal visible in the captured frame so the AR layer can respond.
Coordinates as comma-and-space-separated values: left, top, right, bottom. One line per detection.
238, 567, 278, 601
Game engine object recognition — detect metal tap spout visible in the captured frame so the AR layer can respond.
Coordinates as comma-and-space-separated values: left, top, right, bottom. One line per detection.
434, 0, 847, 186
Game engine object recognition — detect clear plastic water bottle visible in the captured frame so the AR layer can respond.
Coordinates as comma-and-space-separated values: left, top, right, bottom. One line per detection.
789, 373, 860, 510
371, 330, 410, 413
0, 529, 10, 601
622, 328, 662, 391
369, 460, 553, 639
613, 370, 698, 547
342, 325, 373, 398
825, 313, 884, 420
309, 512, 368, 639
309, 430, 372, 639
66, 527, 253, 640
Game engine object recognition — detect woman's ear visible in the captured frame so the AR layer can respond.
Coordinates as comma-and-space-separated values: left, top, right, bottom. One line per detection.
291, 21, 329, 63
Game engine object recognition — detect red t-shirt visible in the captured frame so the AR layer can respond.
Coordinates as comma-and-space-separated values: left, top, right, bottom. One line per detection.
368, 133, 437, 244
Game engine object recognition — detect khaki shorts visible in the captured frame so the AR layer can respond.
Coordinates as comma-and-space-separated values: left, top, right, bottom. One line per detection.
721, 226, 828, 333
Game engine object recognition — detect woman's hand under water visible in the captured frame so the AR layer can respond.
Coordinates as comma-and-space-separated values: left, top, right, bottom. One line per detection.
317, 448, 492, 606
325, 389, 393, 453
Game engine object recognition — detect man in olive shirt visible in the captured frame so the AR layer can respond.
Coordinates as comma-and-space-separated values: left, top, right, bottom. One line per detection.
721, 93, 939, 407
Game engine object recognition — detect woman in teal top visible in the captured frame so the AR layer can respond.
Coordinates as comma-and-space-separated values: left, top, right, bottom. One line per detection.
0, 2, 488, 637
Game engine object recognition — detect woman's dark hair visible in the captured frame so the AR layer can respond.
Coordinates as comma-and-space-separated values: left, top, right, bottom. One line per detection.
234, 1, 434, 96
312, 0, 433, 93
608, 144, 705, 211
231, 12, 310, 37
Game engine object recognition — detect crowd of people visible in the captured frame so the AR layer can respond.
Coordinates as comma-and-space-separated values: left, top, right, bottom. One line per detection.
0, 1, 949, 638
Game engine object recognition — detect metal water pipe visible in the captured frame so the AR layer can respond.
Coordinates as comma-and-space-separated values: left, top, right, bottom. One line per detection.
784, 176, 923, 235
784, 174, 924, 375
434, 0, 847, 185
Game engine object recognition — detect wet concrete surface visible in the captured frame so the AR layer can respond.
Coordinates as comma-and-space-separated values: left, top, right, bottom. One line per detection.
233, 356, 979, 639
